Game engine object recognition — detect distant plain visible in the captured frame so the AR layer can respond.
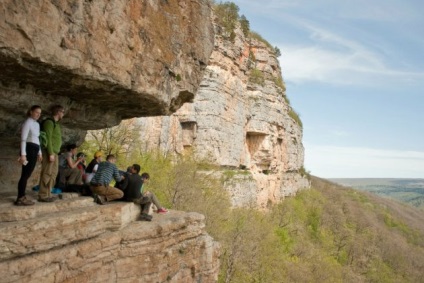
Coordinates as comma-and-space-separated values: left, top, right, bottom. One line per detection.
330, 178, 424, 209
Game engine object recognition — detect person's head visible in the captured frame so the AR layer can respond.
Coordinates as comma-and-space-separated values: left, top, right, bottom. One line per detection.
27, 105, 42, 121
131, 164, 141, 174
76, 152, 85, 161
66, 144, 78, 154
51, 105, 65, 121
141, 172, 150, 182
94, 151, 103, 161
106, 154, 116, 163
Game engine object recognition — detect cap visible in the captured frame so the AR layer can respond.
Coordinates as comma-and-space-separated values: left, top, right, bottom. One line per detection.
94, 151, 103, 158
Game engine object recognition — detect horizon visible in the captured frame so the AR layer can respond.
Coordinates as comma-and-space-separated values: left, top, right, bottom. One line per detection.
231, 0, 424, 179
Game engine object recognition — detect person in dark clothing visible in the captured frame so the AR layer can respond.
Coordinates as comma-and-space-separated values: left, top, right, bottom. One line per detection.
85, 151, 102, 184
120, 166, 168, 221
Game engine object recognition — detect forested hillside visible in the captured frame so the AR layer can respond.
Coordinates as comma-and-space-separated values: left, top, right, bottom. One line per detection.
103, 152, 424, 282
209, 176, 424, 282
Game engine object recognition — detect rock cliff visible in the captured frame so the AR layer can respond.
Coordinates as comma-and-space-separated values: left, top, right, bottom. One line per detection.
0, 0, 214, 189
134, 25, 310, 208
0, 1, 219, 282
0, 193, 220, 282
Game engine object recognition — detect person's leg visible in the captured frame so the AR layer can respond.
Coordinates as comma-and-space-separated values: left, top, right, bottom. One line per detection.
104, 186, 124, 201
39, 153, 58, 200
66, 168, 83, 185
17, 143, 38, 200
145, 192, 165, 211
91, 185, 123, 203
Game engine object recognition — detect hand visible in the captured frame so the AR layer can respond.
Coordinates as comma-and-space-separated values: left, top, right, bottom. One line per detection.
37, 155, 43, 162
18, 155, 27, 164
49, 155, 55, 162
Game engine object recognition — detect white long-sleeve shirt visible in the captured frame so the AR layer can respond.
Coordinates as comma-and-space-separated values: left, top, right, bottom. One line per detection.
20, 118, 42, 156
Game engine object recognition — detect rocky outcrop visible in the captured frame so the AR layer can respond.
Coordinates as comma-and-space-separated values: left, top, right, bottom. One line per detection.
0, 193, 220, 282
0, 0, 214, 189
134, 26, 310, 208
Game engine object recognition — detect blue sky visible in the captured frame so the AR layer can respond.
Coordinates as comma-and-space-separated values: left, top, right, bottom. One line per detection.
231, 0, 424, 178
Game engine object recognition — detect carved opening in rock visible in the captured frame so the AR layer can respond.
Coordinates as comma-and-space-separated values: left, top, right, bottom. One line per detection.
246, 131, 271, 172
181, 121, 197, 149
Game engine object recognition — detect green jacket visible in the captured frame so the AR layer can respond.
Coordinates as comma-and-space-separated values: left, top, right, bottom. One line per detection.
43, 119, 62, 155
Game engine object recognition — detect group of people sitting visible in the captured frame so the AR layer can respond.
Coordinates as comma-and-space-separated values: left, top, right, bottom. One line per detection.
15, 104, 167, 222
59, 149, 168, 221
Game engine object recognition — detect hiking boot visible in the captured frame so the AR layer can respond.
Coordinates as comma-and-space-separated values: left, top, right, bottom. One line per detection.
38, 197, 56, 203
139, 213, 152, 221
156, 208, 168, 214
14, 196, 35, 206
95, 195, 106, 205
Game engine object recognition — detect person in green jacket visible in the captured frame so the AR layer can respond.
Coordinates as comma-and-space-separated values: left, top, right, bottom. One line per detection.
38, 105, 65, 202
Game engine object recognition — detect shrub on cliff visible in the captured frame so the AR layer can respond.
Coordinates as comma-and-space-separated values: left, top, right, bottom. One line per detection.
214, 1, 240, 41
249, 68, 265, 86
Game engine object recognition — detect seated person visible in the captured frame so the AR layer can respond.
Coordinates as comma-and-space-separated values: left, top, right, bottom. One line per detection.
76, 152, 87, 183
120, 166, 168, 221
58, 144, 83, 187
90, 154, 124, 204
85, 151, 103, 184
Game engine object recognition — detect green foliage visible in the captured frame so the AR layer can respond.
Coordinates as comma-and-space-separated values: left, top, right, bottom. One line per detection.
214, 1, 239, 40
274, 46, 281, 57
216, 176, 424, 282
79, 119, 142, 165
288, 108, 303, 129
299, 166, 311, 180
249, 31, 273, 50
249, 68, 265, 86
239, 15, 249, 37
80, 121, 424, 283
273, 76, 286, 92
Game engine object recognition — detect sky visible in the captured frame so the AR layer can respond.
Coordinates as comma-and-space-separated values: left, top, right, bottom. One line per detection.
231, 0, 424, 178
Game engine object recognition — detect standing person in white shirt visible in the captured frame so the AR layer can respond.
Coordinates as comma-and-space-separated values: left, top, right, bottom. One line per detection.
15, 105, 42, 206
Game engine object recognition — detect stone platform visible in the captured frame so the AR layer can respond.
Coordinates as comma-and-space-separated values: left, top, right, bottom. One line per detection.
0, 192, 220, 282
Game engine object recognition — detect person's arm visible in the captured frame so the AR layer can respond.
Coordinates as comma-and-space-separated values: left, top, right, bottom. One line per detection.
66, 154, 82, 169
20, 119, 30, 158
120, 176, 129, 191
43, 120, 55, 156
113, 166, 122, 183
93, 164, 99, 173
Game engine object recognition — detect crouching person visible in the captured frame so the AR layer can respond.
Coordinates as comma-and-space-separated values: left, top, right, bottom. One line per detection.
90, 154, 124, 204
120, 166, 167, 221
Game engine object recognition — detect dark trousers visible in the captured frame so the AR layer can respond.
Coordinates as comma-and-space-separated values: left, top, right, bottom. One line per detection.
17, 142, 39, 199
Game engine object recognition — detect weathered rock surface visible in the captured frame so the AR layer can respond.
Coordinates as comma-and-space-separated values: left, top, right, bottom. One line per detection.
135, 26, 310, 208
0, 0, 214, 190
0, 193, 220, 282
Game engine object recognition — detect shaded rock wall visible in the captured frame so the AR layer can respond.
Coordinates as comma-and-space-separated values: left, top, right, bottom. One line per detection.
135, 26, 310, 209
0, 0, 214, 190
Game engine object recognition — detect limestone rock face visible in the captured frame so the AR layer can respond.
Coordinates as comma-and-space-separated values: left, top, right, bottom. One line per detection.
0, 0, 214, 189
136, 26, 310, 208
0, 193, 220, 282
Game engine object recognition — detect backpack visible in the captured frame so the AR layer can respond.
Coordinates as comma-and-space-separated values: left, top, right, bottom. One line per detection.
39, 118, 56, 148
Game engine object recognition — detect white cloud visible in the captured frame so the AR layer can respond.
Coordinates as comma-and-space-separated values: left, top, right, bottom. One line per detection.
278, 43, 424, 86
305, 144, 424, 178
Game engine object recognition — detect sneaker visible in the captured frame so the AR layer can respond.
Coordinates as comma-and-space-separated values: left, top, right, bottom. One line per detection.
156, 208, 168, 214
14, 196, 35, 206
95, 195, 106, 205
139, 213, 152, 221
38, 197, 56, 203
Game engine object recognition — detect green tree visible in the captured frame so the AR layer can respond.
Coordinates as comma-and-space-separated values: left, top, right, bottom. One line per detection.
274, 46, 281, 57
214, 2, 240, 40
239, 15, 249, 37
